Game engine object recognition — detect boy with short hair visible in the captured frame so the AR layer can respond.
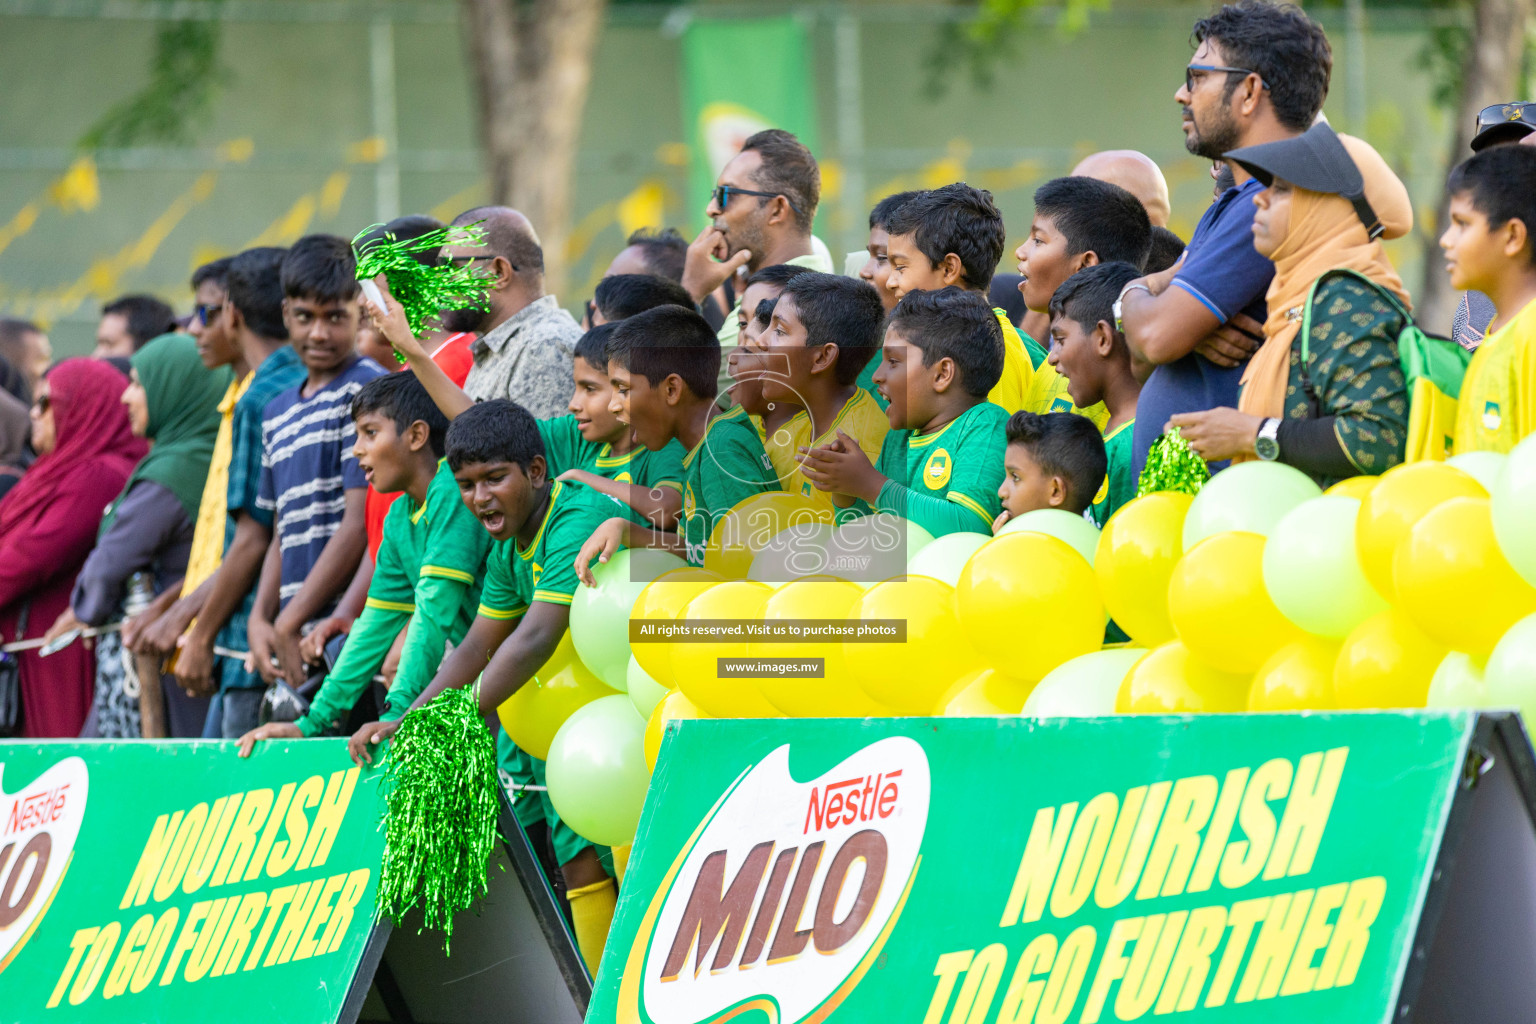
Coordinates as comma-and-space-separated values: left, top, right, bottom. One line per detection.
539, 323, 687, 528
167, 247, 306, 736
883, 183, 1040, 414
575, 305, 780, 572
591, 273, 696, 324
235, 372, 492, 749
349, 400, 619, 974
1442, 145, 1536, 453
1015, 176, 1153, 422
860, 190, 925, 313
799, 287, 1007, 537
994, 412, 1107, 533
759, 273, 889, 510
249, 234, 386, 688
725, 264, 814, 438
1047, 262, 1144, 526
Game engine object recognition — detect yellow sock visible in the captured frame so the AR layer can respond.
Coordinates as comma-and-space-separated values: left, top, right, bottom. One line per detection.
611, 844, 632, 884
568, 877, 617, 976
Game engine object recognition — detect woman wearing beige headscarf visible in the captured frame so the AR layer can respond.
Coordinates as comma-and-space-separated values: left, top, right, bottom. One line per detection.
1169, 123, 1415, 485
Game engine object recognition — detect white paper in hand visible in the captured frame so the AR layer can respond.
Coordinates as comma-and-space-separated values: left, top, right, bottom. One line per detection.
360, 278, 385, 310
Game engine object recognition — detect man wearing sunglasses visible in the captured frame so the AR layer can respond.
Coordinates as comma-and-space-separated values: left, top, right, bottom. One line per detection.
1450, 103, 1536, 352
680, 129, 832, 402
1116, 0, 1331, 477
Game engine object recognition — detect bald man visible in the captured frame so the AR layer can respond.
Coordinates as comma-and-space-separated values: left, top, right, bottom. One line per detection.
1071, 150, 1171, 228
446, 205, 580, 418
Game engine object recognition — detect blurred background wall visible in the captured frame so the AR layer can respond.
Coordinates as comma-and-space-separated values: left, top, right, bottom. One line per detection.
0, 1, 1477, 354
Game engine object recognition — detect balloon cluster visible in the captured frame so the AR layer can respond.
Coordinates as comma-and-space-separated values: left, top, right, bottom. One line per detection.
508, 438, 1536, 849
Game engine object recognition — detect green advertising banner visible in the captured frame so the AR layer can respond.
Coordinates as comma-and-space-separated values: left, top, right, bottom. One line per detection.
0, 740, 383, 1023
681, 17, 817, 232
590, 712, 1475, 1024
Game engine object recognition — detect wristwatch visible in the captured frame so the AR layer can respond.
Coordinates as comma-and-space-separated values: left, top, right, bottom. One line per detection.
1112, 282, 1153, 334
1254, 417, 1281, 461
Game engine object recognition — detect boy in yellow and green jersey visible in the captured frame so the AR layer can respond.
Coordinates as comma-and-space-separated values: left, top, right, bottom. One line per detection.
538, 322, 686, 528
1015, 176, 1155, 430
800, 288, 1008, 537
576, 305, 780, 573
1442, 145, 1536, 454
346, 399, 621, 976
1043, 261, 1145, 527
235, 373, 490, 749
755, 272, 890, 514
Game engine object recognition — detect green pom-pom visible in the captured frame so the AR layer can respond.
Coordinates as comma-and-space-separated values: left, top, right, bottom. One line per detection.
1137, 427, 1210, 498
377, 684, 499, 951
353, 222, 495, 359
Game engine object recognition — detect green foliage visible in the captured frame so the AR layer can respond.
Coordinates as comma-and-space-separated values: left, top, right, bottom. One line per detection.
78, 15, 229, 149
925, 0, 1111, 96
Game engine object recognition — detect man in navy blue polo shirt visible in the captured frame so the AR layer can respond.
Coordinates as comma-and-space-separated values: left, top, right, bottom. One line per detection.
1117, 0, 1333, 477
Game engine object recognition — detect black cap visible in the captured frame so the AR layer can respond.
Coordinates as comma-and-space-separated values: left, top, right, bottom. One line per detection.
1471, 102, 1536, 152
1224, 122, 1382, 240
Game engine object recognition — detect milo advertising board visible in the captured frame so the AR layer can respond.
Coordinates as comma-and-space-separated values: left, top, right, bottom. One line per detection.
590, 712, 1518, 1024
0, 740, 383, 1023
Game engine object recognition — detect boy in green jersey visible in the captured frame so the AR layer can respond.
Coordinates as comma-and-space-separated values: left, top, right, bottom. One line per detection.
539, 322, 686, 528
1046, 262, 1143, 526
349, 399, 619, 974
236, 372, 492, 751
575, 305, 779, 574
993, 411, 1106, 533
798, 287, 1007, 537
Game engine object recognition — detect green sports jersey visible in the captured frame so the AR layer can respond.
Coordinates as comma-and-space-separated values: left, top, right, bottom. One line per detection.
681, 404, 779, 565
478, 480, 617, 618
874, 401, 1007, 536
537, 415, 686, 523
297, 461, 492, 735
1091, 419, 1137, 529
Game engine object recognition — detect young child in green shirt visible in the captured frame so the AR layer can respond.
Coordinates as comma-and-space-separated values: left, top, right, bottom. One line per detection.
993, 411, 1107, 533
538, 322, 686, 528
235, 372, 491, 752
350, 398, 620, 974
1045, 262, 1143, 527
798, 287, 1008, 537
576, 305, 779, 573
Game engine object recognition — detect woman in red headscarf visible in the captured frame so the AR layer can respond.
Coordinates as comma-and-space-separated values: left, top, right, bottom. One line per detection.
0, 358, 147, 737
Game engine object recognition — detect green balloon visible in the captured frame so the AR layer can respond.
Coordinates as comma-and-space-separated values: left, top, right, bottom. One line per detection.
1183, 460, 1322, 549
907, 531, 989, 587
627, 655, 669, 718
1261, 496, 1386, 638
1484, 612, 1536, 725
571, 547, 686, 690
1493, 435, 1536, 589
545, 696, 651, 847
1426, 652, 1489, 709
998, 508, 1101, 567
1022, 648, 1146, 717
1447, 450, 1506, 492
824, 513, 935, 584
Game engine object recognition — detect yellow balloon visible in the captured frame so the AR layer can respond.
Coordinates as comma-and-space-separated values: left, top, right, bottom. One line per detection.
1325, 475, 1379, 500
958, 533, 1104, 683
1356, 461, 1486, 600
1116, 640, 1249, 713
644, 690, 705, 772
1094, 492, 1192, 648
1333, 608, 1445, 709
672, 581, 781, 718
751, 578, 891, 717
705, 492, 832, 580
1394, 496, 1536, 656
1168, 531, 1298, 674
496, 637, 611, 760
629, 567, 722, 686
1248, 636, 1341, 711
848, 576, 980, 713
937, 667, 1035, 716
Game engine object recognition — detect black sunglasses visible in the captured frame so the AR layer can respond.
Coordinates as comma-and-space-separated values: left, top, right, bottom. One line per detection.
1477, 102, 1536, 132
711, 185, 802, 216
1185, 64, 1268, 93
441, 253, 514, 273
194, 303, 220, 326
